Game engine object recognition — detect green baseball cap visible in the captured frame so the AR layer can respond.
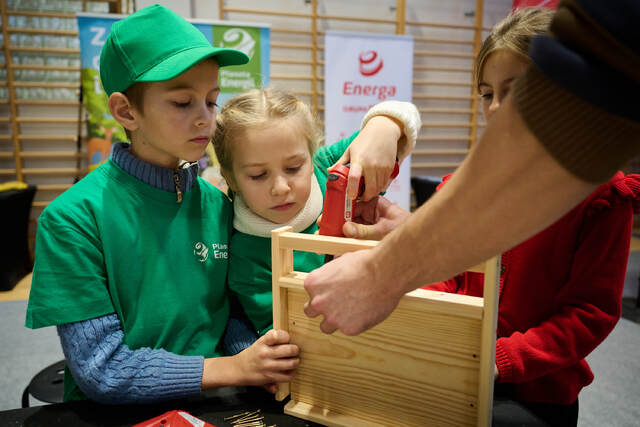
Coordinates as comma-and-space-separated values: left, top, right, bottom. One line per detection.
100, 4, 249, 96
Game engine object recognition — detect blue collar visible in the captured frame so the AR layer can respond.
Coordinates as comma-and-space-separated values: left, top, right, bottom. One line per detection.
110, 142, 198, 193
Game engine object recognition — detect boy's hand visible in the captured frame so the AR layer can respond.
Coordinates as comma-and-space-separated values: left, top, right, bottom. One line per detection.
334, 116, 402, 201
234, 329, 299, 390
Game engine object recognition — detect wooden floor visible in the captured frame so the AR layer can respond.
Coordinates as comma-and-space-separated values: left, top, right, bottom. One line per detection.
0, 273, 31, 302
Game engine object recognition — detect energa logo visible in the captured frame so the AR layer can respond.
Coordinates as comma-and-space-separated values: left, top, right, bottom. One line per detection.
359, 51, 383, 77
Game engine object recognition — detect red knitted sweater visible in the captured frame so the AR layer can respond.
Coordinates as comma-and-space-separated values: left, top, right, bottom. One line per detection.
426, 171, 640, 404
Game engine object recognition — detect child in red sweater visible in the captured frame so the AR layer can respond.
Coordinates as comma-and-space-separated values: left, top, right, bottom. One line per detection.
426, 8, 640, 427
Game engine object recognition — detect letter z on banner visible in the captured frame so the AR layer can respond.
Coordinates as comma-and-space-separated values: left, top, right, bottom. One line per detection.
324, 31, 414, 210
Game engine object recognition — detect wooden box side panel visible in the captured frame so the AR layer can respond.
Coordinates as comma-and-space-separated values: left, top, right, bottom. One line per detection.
286, 288, 482, 427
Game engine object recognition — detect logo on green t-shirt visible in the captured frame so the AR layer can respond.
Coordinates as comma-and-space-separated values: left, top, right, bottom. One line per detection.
194, 242, 228, 262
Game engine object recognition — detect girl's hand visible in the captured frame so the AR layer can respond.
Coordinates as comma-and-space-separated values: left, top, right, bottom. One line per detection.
334, 115, 402, 201
234, 329, 299, 390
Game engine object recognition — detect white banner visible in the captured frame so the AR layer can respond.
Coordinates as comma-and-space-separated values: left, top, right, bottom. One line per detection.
324, 31, 414, 210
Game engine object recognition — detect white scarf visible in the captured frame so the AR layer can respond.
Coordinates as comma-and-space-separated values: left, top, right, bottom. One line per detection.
233, 176, 323, 237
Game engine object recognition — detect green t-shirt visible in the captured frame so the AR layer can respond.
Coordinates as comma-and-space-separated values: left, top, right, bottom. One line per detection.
228, 132, 357, 335
26, 160, 233, 400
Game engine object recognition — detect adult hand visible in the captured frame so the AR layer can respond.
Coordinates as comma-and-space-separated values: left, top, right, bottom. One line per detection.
342, 196, 411, 240
333, 116, 401, 201
303, 247, 404, 335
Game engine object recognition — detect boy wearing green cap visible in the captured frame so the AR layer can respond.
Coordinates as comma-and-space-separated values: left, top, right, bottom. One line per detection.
25, 4, 298, 404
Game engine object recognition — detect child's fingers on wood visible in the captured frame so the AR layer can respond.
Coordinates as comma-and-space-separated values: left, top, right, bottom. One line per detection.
262, 329, 290, 345
271, 343, 299, 359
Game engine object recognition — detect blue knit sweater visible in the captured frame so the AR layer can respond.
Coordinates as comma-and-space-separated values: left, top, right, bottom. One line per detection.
57, 143, 257, 404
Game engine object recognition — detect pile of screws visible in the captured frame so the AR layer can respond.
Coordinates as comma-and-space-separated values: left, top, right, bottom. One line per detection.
224, 409, 275, 427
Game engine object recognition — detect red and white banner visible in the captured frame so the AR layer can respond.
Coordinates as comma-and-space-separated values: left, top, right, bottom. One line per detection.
324, 31, 414, 210
512, 0, 558, 10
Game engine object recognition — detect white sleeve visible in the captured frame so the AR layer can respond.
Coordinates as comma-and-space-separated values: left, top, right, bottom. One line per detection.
360, 101, 421, 160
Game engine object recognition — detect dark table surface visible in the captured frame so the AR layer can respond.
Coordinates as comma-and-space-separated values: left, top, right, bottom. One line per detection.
0, 387, 322, 427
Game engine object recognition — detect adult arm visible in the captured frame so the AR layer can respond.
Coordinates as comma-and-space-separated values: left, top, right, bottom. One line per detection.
304, 94, 596, 335
304, 0, 640, 335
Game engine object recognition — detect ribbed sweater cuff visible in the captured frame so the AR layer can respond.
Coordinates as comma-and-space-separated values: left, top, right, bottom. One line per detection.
513, 65, 640, 184
495, 341, 513, 383
151, 353, 204, 400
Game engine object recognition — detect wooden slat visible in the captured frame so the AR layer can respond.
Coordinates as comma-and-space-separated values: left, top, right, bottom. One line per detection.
224, 7, 313, 18
32, 201, 50, 208
272, 42, 313, 50
414, 37, 474, 45
18, 134, 77, 141
396, 0, 406, 34
413, 94, 473, 101
20, 151, 84, 158
414, 50, 475, 59
7, 27, 78, 36
271, 58, 314, 65
16, 100, 80, 106
1, 1, 23, 181
406, 20, 476, 30
469, 0, 485, 153
272, 226, 293, 401
311, 0, 319, 113
21, 167, 84, 175
271, 74, 313, 81
278, 231, 378, 256
279, 271, 483, 320
13, 81, 80, 89
8, 46, 80, 54
317, 14, 395, 25
17, 117, 83, 123
271, 28, 313, 35
285, 401, 379, 427
414, 80, 472, 87
12, 64, 80, 72
478, 254, 499, 427
6, 10, 75, 19
414, 65, 472, 72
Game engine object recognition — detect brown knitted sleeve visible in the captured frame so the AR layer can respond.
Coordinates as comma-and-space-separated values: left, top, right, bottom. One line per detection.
513, 66, 640, 184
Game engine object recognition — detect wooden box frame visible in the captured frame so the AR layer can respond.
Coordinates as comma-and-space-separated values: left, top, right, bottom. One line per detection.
271, 226, 500, 427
